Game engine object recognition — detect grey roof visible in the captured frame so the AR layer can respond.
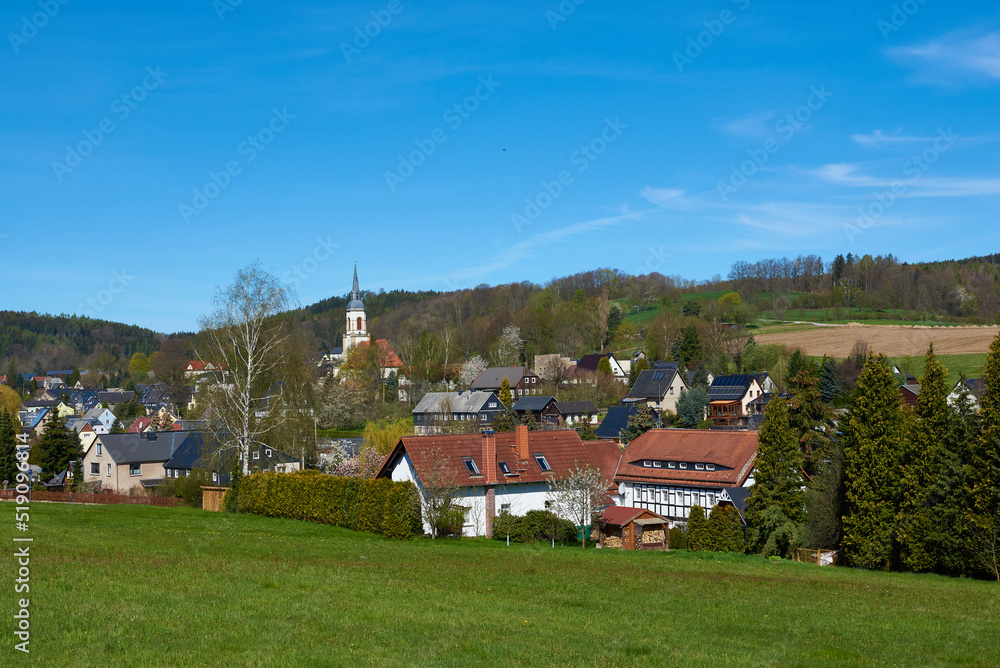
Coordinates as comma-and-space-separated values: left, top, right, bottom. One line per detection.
900, 383, 921, 395
953, 378, 985, 400
512, 396, 557, 411
595, 405, 642, 440
708, 375, 755, 403
554, 401, 598, 416
721, 487, 751, 514
470, 366, 531, 390
577, 354, 612, 373
96, 431, 193, 465
97, 391, 135, 404
413, 391, 500, 414
347, 262, 364, 309
627, 366, 681, 400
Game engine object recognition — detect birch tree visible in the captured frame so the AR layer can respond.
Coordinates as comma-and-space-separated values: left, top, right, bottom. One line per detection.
546, 462, 609, 548
197, 263, 296, 475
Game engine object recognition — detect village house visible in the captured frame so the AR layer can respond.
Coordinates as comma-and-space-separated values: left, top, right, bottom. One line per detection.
376, 426, 621, 538
948, 378, 984, 410
512, 395, 560, 427
560, 353, 627, 386
899, 383, 921, 409
707, 375, 764, 427
626, 363, 689, 413
594, 402, 644, 443
80, 431, 190, 492
611, 429, 758, 528
470, 365, 541, 399
411, 391, 503, 435
162, 434, 302, 485
554, 400, 599, 427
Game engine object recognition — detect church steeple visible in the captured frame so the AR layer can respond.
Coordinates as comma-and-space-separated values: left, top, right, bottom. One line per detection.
350, 261, 360, 301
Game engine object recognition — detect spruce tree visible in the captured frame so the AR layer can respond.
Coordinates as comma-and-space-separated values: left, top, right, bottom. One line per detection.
687, 505, 709, 550
744, 398, 805, 553
965, 333, 1000, 574
0, 411, 18, 486
32, 409, 81, 480
842, 353, 907, 570
786, 367, 834, 476
498, 376, 512, 408
930, 381, 976, 575
677, 325, 702, 369
898, 344, 949, 572
819, 356, 841, 402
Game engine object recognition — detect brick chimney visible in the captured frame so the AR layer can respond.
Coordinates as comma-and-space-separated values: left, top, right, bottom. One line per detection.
481, 430, 497, 485
515, 424, 530, 463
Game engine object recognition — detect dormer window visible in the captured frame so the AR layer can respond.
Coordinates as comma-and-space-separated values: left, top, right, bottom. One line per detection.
668, 462, 676, 469
534, 454, 551, 472
462, 458, 481, 476
695, 463, 705, 470
707, 464, 716, 471
643, 460, 652, 467
679, 463, 688, 469
653, 461, 662, 468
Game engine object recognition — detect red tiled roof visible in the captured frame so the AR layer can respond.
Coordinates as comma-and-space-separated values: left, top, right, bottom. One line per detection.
379, 429, 622, 488
127, 417, 154, 433
187, 361, 207, 371
356, 339, 404, 368
599, 506, 668, 526
615, 429, 758, 489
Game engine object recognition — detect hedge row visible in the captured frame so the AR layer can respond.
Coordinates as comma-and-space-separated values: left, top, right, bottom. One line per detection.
234, 471, 423, 539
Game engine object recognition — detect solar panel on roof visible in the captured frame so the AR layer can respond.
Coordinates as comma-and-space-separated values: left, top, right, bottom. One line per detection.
652, 372, 665, 380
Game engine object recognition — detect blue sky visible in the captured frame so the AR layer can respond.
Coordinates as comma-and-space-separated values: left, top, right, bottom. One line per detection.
2, 0, 999, 333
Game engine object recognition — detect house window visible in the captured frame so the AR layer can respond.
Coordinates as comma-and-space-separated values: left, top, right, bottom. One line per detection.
212, 472, 219, 483
544, 500, 552, 510
695, 464, 705, 470
129, 464, 141, 476
488, 402, 497, 408
462, 458, 481, 476
534, 454, 551, 472
669, 387, 674, 394
499, 462, 511, 475
253, 451, 260, 460
643, 460, 652, 468
106, 464, 112, 476
706, 464, 716, 471
680, 463, 688, 469
265, 448, 272, 457
653, 461, 662, 468
668, 462, 676, 469
97, 443, 102, 456
90, 463, 99, 474
501, 503, 510, 513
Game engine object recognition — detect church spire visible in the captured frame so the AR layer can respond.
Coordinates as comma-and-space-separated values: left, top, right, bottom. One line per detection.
351, 261, 360, 301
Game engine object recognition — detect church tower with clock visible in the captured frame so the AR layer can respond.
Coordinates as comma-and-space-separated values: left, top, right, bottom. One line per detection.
343, 262, 370, 352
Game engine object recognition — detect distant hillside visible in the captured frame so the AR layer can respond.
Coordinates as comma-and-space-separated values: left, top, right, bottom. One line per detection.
0, 311, 164, 373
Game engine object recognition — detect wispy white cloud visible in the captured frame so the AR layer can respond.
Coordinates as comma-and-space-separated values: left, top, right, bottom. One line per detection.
890, 29, 1000, 83
851, 129, 936, 146
812, 163, 1000, 197
710, 110, 778, 139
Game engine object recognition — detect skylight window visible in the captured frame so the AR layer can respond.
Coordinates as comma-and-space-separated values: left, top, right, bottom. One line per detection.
462, 458, 481, 476
499, 462, 511, 475
534, 454, 552, 472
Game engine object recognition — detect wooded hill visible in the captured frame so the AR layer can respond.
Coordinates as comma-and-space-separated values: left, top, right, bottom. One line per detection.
5, 252, 1000, 377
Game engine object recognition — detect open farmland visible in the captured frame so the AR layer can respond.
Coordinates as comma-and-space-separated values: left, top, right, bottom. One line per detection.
754, 322, 1000, 357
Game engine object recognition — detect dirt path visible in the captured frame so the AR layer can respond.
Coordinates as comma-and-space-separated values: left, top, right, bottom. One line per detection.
754, 322, 1000, 357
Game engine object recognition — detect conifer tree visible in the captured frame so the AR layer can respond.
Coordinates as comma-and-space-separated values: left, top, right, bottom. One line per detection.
0, 411, 18, 486
966, 333, 1000, 574
744, 398, 805, 553
898, 344, 949, 572
687, 505, 709, 550
842, 353, 907, 570
677, 325, 702, 369
786, 367, 834, 476
787, 350, 808, 383
819, 356, 841, 402
498, 376, 512, 408
31, 409, 80, 480
708, 505, 745, 552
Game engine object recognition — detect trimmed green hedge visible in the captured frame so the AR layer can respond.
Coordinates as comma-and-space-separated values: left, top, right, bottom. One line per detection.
234, 471, 422, 539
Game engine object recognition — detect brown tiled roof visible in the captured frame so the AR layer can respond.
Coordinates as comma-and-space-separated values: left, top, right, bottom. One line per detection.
378, 429, 622, 488
355, 339, 404, 368
598, 506, 668, 526
615, 429, 758, 489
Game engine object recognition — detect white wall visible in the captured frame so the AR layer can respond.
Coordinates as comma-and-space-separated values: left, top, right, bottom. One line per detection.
617, 481, 746, 529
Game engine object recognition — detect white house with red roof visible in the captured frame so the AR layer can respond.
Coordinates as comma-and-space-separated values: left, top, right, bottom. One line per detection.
376, 425, 622, 538
612, 429, 758, 528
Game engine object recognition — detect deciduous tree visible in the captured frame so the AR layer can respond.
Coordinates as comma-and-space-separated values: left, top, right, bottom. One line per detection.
545, 462, 608, 548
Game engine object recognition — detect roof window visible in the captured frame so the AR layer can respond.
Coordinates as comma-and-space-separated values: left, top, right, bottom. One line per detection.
534, 454, 552, 472
499, 462, 511, 475
462, 458, 481, 476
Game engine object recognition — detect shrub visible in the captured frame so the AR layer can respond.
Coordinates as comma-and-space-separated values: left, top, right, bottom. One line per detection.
491, 510, 576, 544
687, 505, 709, 550
173, 469, 213, 507
669, 525, 689, 550
235, 470, 421, 539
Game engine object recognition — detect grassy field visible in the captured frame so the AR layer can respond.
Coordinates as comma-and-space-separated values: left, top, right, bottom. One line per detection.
5, 504, 999, 667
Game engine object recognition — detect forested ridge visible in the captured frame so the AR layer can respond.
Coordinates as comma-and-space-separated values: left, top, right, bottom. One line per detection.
5, 251, 1000, 374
